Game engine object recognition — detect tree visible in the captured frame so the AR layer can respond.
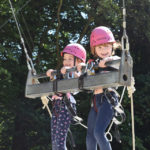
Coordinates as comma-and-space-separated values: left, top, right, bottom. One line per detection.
0, 0, 150, 150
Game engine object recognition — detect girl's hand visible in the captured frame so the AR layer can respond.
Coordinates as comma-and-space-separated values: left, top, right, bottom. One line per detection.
77, 63, 86, 73
99, 57, 113, 68
60, 66, 69, 74
46, 69, 54, 79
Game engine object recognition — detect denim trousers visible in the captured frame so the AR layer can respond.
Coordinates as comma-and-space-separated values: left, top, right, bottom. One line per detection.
86, 94, 114, 150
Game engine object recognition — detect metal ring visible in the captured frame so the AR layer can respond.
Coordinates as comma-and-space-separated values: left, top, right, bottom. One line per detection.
105, 132, 113, 142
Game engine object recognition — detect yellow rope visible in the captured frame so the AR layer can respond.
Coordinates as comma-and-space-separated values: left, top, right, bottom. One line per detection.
41, 96, 52, 118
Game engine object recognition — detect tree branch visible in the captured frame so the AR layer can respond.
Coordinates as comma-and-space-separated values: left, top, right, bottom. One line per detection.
77, 16, 94, 43
56, 0, 63, 69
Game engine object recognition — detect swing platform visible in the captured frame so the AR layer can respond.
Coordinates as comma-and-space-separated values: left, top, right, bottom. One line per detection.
25, 51, 133, 99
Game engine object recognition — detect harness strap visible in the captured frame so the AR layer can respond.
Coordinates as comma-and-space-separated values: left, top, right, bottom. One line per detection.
92, 90, 125, 143
53, 80, 58, 93
63, 95, 87, 129
92, 95, 98, 113
63, 95, 76, 116
104, 90, 126, 125
68, 129, 76, 148
113, 124, 121, 143
52, 99, 61, 117
78, 74, 84, 90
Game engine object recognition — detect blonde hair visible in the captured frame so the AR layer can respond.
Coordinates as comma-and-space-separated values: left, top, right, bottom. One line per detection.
91, 42, 121, 57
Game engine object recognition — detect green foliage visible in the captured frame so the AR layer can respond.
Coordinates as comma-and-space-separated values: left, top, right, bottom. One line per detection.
0, 0, 150, 150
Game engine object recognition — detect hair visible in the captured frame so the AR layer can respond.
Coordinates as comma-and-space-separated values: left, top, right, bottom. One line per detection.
76, 57, 83, 63
91, 42, 121, 58
62, 53, 83, 64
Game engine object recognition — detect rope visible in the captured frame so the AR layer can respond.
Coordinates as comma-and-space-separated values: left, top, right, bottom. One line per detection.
120, 86, 126, 104
0, 0, 31, 30
21, 12, 35, 50
130, 95, 135, 150
122, 1, 136, 149
40, 95, 87, 149
42, 96, 87, 129
8, 1, 84, 149
8, 0, 36, 74
127, 77, 136, 150
41, 96, 52, 118
8, 1, 135, 148
127, 77, 136, 98
106, 1, 136, 148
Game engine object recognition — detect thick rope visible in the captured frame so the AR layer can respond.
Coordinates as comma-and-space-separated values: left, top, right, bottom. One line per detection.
122, 0, 136, 149
41, 96, 52, 118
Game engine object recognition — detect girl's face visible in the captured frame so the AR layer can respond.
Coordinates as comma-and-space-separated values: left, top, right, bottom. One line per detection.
95, 43, 113, 58
63, 53, 82, 67
63, 53, 74, 68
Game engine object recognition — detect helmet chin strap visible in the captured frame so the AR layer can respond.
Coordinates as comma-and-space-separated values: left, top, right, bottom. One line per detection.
74, 56, 76, 66
97, 57, 102, 60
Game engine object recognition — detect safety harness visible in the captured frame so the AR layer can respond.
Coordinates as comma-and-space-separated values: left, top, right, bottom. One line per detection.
87, 58, 126, 142
91, 89, 126, 143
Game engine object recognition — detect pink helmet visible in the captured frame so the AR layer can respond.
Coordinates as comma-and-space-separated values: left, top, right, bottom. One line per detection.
90, 26, 115, 48
61, 43, 86, 63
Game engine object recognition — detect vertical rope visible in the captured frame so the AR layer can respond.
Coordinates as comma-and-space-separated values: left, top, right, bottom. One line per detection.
131, 95, 135, 150
122, 1, 135, 149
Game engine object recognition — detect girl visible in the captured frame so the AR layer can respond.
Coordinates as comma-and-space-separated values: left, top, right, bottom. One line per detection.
86, 26, 120, 150
46, 43, 86, 150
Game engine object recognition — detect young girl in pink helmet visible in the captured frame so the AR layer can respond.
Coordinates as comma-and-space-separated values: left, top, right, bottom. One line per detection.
86, 26, 120, 150
46, 43, 86, 150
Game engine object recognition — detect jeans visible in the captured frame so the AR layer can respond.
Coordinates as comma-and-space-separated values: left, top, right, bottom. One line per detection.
86, 94, 114, 150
